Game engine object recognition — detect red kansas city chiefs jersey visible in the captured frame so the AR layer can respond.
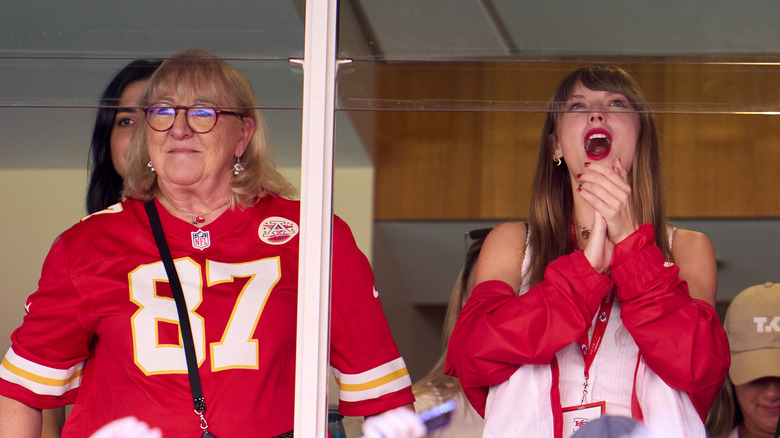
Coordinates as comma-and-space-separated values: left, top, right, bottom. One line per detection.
0, 196, 413, 437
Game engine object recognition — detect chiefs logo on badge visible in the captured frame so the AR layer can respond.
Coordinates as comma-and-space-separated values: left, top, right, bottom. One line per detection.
191, 229, 211, 251
259, 216, 299, 245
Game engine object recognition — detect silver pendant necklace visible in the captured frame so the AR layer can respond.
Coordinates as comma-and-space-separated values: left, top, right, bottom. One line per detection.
164, 198, 228, 225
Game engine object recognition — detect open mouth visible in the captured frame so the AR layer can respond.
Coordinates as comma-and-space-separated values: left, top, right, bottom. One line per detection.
584, 130, 611, 159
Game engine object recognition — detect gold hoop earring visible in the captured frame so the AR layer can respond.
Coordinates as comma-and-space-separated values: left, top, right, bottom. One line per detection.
553, 156, 563, 167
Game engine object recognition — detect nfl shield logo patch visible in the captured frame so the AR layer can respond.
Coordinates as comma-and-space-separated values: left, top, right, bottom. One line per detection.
191, 229, 211, 251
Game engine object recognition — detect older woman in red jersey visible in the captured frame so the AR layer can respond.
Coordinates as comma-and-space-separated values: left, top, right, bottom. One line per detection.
0, 49, 414, 438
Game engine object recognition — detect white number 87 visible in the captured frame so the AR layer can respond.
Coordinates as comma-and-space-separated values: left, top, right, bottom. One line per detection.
129, 257, 280, 375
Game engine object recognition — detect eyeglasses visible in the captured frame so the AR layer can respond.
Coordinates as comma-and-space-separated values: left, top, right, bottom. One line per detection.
144, 103, 249, 134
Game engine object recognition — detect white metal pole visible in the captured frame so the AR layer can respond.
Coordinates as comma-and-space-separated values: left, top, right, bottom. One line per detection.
294, 0, 338, 436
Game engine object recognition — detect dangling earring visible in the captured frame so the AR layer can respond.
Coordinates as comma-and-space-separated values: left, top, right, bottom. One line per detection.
147, 161, 155, 172
553, 156, 563, 167
233, 156, 245, 175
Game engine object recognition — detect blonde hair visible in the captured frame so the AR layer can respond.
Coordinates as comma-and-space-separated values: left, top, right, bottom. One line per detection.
123, 49, 296, 206
705, 376, 740, 438
413, 237, 485, 402
526, 65, 670, 287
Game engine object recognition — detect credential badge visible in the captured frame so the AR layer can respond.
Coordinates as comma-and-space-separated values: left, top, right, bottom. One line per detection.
191, 229, 211, 251
259, 216, 299, 245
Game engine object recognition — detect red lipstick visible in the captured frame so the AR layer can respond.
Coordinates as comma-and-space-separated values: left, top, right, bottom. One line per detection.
584, 128, 611, 161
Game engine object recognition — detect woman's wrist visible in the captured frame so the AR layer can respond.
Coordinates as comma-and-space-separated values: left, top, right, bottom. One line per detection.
609, 223, 654, 270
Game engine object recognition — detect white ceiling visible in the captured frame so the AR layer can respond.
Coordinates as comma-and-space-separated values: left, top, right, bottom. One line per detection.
1, 0, 778, 169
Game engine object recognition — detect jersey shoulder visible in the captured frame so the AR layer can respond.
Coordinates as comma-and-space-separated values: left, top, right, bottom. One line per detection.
254, 195, 301, 221
76, 199, 144, 230
59, 199, 146, 259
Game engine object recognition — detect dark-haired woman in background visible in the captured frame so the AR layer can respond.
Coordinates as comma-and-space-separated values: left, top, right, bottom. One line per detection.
41, 59, 162, 438
86, 59, 161, 214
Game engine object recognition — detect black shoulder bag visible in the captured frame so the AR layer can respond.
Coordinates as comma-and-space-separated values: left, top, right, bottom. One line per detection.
144, 200, 218, 438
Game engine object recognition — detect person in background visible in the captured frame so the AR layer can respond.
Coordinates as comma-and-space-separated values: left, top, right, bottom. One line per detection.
410, 229, 488, 438
445, 65, 730, 437
87, 59, 162, 214
41, 59, 163, 438
706, 282, 780, 438
358, 230, 490, 438
0, 49, 413, 437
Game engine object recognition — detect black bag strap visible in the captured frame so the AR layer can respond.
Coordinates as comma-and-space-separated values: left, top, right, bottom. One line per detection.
145, 200, 292, 437
144, 201, 207, 411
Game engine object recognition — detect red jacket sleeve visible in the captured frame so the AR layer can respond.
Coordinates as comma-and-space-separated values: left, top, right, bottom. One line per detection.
444, 250, 613, 416
609, 224, 730, 421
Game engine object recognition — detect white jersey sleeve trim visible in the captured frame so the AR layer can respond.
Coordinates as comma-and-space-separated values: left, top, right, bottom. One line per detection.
0, 347, 83, 396
333, 357, 412, 402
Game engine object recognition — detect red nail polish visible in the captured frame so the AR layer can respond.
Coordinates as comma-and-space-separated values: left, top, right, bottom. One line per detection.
577, 184, 582, 192
576, 173, 582, 179
584, 162, 590, 168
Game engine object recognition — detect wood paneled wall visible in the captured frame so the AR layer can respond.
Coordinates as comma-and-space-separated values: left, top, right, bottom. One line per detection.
362, 60, 780, 220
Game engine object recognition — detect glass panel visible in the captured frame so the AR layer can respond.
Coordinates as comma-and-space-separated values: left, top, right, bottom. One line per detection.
337, 60, 780, 114
0, 58, 303, 169
0, 0, 331, 433
0, 1, 304, 59
338, 0, 780, 61
335, 1, 780, 385
336, 0, 780, 114
0, 0, 309, 391
0, 2, 306, 169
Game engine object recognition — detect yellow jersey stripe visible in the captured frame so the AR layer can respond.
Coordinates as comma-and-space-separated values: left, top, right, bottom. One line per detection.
334, 357, 408, 384
1, 358, 83, 387
338, 367, 409, 392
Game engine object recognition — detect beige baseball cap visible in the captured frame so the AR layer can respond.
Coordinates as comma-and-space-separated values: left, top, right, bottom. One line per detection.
724, 282, 780, 385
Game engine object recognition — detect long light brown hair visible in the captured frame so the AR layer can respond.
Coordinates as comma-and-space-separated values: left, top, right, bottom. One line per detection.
526, 65, 670, 287
124, 49, 296, 206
